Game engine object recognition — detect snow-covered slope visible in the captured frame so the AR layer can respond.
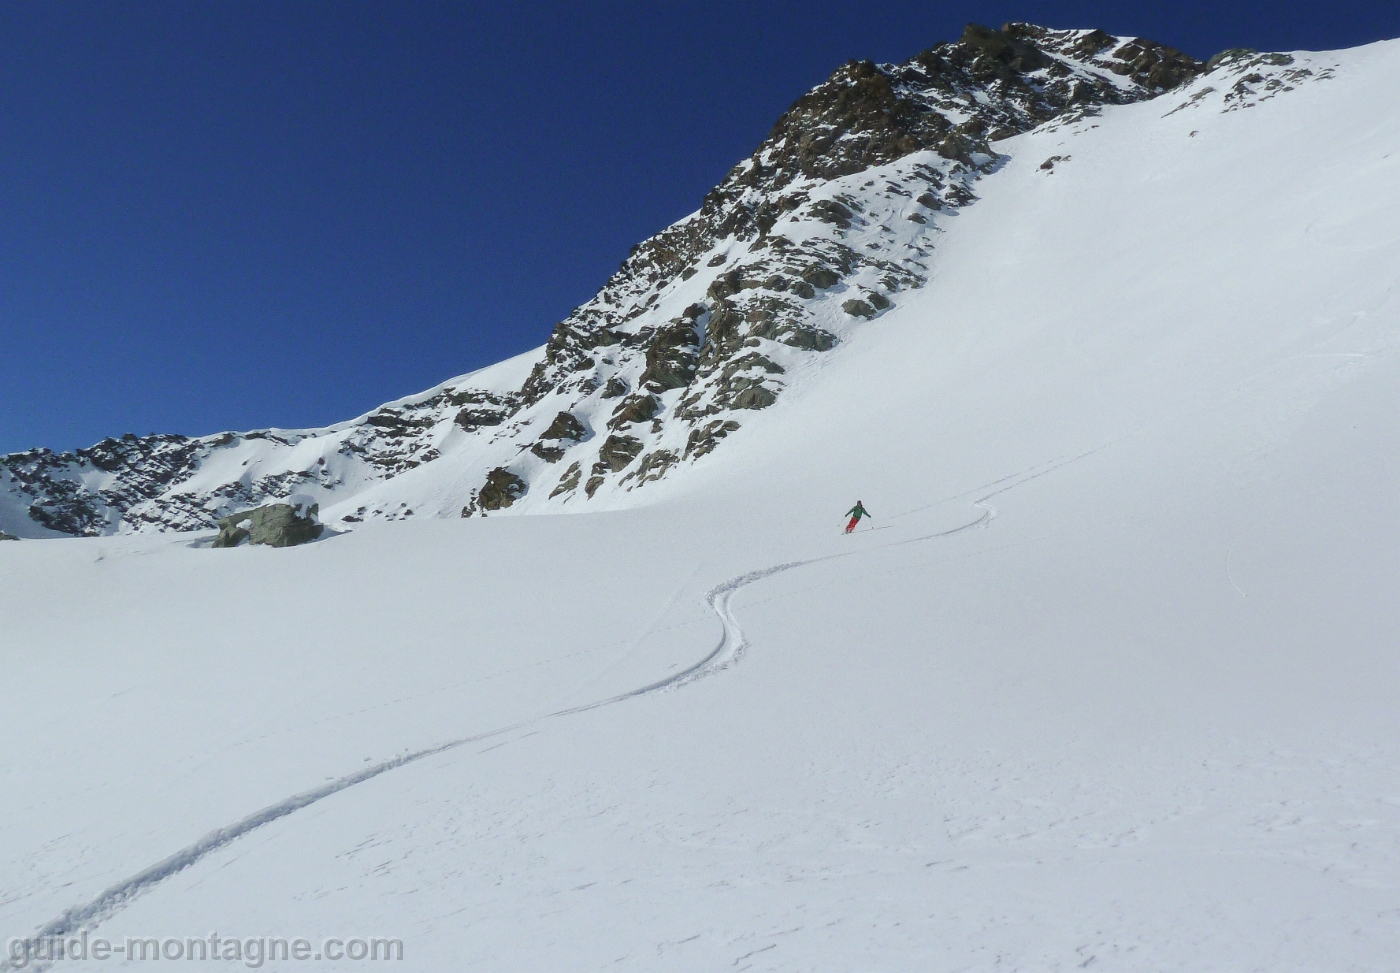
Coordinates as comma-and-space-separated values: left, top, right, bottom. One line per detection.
3, 25, 1400, 973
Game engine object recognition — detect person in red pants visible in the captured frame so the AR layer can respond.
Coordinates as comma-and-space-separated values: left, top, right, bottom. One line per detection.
844, 500, 872, 534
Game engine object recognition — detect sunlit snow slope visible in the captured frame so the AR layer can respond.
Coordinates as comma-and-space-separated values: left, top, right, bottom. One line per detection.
3, 35, 1399, 973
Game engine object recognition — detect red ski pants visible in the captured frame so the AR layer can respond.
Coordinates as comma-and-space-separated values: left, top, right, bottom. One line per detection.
845, 516, 859, 533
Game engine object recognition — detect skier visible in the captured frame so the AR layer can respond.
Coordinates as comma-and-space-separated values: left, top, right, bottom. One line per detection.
844, 500, 872, 534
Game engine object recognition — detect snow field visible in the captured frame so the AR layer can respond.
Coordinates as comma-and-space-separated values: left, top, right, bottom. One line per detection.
3, 37, 1400, 972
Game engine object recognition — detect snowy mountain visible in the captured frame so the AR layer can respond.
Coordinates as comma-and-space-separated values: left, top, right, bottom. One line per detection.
4, 21, 1400, 973
4, 23, 1225, 538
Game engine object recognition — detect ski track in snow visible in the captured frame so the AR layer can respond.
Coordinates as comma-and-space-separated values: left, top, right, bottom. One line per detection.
8, 452, 1098, 967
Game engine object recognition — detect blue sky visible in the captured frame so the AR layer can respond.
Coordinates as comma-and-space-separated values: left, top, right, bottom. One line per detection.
2, 1, 1396, 454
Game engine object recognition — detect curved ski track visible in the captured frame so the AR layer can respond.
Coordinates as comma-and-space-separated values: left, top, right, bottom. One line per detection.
8, 454, 1094, 967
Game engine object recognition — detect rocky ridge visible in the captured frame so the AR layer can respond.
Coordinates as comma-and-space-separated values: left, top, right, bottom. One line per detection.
1, 25, 1324, 538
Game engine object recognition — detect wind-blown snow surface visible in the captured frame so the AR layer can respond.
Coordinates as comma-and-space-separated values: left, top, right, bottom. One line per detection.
4, 38, 1400, 972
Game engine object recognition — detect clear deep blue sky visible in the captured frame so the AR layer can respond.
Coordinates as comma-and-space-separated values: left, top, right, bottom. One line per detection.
3, 1, 1396, 454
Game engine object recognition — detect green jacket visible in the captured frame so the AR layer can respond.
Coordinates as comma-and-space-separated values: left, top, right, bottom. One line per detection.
846, 503, 871, 520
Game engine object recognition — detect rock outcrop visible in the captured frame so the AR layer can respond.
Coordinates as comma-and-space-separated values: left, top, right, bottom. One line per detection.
212, 500, 324, 549
462, 468, 528, 516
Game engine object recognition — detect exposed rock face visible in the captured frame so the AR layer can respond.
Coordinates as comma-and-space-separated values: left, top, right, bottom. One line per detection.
540, 411, 587, 442
684, 420, 741, 460
463, 468, 527, 515
1102, 34, 1203, 89
454, 408, 505, 431
595, 435, 644, 474
640, 307, 704, 392
529, 443, 566, 463
608, 393, 661, 430
0, 390, 480, 535
1200, 50, 1332, 112
530, 411, 588, 462
550, 462, 582, 498
510, 24, 1205, 423
212, 501, 323, 549
3, 433, 203, 535
621, 449, 678, 487
3, 22, 1276, 533
0, 531, 18, 541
